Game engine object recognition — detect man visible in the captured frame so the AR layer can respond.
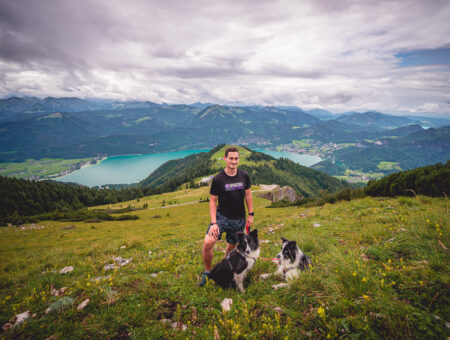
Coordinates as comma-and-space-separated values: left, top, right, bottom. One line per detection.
200, 146, 254, 287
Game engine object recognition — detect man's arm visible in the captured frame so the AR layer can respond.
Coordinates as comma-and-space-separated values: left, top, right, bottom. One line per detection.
208, 194, 219, 238
245, 188, 254, 226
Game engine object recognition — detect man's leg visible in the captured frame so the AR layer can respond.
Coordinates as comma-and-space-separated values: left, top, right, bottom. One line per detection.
224, 216, 245, 255
202, 234, 217, 272
225, 242, 237, 255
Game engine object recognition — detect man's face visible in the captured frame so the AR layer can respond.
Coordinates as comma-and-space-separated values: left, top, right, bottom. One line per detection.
224, 151, 239, 170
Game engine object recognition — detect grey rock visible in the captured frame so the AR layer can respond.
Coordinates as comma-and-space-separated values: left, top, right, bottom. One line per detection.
257, 186, 300, 203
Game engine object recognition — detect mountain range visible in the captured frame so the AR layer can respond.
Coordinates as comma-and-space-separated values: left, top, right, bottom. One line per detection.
0, 96, 448, 176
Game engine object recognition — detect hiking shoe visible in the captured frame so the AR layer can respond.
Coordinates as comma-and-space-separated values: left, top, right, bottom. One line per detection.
199, 271, 210, 287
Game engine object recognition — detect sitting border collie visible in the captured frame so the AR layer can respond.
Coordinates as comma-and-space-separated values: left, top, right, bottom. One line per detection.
209, 229, 260, 293
261, 237, 311, 289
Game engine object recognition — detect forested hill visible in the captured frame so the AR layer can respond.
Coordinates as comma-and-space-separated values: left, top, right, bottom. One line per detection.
365, 161, 450, 197
139, 145, 348, 198
0, 175, 144, 222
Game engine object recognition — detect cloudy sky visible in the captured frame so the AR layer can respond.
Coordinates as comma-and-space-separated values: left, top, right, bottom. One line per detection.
0, 0, 449, 116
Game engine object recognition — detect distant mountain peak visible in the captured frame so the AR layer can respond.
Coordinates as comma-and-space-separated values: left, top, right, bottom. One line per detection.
198, 105, 235, 119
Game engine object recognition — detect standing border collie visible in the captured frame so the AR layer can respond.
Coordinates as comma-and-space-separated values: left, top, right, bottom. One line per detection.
261, 237, 311, 288
209, 229, 260, 292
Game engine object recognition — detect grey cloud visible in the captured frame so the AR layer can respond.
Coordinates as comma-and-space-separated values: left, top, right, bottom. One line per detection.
0, 0, 449, 115
261, 64, 324, 79
160, 65, 242, 79
323, 92, 355, 105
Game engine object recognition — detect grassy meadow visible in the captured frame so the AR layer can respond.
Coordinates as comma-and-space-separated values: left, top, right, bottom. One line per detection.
0, 158, 94, 179
0, 187, 448, 339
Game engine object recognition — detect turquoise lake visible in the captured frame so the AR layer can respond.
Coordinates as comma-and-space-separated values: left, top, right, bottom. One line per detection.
55, 149, 321, 187
254, 150, 321, 167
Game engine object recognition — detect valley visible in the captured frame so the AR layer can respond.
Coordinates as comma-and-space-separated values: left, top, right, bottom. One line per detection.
1, 97, 449, 182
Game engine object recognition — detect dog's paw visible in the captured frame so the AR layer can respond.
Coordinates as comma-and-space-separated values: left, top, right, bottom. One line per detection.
272, 283, 289, 290
260, 273, 271, 280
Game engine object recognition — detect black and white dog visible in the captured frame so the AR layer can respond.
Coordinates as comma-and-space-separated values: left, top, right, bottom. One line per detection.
209, 229, 260, 293
261, 237, 311, 289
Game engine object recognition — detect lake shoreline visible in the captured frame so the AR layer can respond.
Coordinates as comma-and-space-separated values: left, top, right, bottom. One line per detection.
49, 156, 107, 180
54, 150, 210, 187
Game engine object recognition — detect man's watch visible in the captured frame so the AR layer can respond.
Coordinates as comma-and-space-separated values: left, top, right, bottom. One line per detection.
248, 212, 254, 216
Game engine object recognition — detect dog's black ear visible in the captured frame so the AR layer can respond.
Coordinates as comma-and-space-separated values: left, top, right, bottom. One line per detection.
250, 229, 258, 237
288, 240, 297, 247
281, 237, 288, 243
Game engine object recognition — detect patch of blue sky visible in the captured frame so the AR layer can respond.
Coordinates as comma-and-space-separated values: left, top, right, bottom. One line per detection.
396, 47, 450, 66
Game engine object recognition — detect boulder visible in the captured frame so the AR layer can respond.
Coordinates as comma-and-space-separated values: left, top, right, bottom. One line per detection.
257, 186, 300, 203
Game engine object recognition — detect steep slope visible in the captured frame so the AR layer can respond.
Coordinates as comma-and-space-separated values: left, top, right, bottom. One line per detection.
0, 97, 35, 120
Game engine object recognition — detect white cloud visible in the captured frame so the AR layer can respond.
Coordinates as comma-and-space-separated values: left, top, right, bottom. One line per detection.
0, 0, 449, 116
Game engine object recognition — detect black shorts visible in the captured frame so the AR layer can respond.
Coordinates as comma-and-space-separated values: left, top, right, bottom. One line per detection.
206, 211, 245, 244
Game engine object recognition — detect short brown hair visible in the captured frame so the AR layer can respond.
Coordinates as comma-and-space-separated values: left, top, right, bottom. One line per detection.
225, 147, 239, 157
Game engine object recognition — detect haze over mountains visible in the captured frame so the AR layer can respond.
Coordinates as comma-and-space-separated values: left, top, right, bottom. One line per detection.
0, 96, 449, 177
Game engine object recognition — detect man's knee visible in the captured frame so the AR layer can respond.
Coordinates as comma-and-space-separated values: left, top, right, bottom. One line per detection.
203, 235, 217, 249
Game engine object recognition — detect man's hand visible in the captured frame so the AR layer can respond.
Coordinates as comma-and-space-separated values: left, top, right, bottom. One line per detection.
247, 215, 253, 226
208, 223, 220, 239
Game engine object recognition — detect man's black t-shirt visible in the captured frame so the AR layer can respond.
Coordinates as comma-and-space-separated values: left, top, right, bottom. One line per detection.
210, 169, 251, 219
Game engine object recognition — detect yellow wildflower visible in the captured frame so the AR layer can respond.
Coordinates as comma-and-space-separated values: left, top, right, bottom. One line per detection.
362, 294, 370, 301
362, 277, 367, 283
352, 271, 357, 277
317, 306, 326, 319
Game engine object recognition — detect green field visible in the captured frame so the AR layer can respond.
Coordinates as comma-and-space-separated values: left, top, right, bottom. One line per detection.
377, 161, 402, 171
0, 158, 95, 179
292, 139, 314, 148
335, 169, 385, 183
338, 143, 356, 148
0, 186, 448, 338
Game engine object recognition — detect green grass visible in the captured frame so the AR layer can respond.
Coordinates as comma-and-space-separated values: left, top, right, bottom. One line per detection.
335, 169, 385, 183
0, 188, 448, 339
292, 139, 313, 148
0, 158, 95, 179
377, 161, 402, 171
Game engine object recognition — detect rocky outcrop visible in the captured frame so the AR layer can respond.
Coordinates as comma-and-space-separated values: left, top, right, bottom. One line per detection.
257, 185, 300, 203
